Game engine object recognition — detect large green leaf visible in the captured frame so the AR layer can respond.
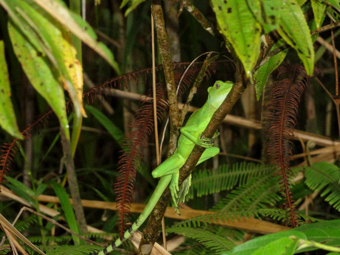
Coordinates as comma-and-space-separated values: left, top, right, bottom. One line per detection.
277, 0, 314, 75
247, 0, 283, 33
8, 21, 69, 139
32, 0, 121, 74
223, 231, 306, 255
211, 0, 262, 75
0, 41, 23, 139
13, 0, 83, 121
254, 40, 288, 100
224, 220, 340, 255
251, 237, 298, 255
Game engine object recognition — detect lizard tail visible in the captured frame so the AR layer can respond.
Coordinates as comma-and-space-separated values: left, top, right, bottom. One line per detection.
90, 175, 172, 255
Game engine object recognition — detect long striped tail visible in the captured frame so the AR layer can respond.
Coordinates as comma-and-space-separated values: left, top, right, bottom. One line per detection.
91, 175, 172, 255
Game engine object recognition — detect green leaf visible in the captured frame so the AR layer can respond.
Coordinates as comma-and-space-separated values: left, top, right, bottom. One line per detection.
211, 0, 262, 75
296, 0, 308, 5
325, 0, 340, 11
8, 21, 70, 140
247, 0, 283, 34
251, 236, 298, 255
296, 220, 340, 248
35, 183, 48, 197
85, 105, 125, 145
311, 0, 327, 28
223, 231, 306, 255
126, 0, 146, 16
49, 181, 83, 245
32, 0, 121, 74
0, 40, 23, 139
277, 0, 314, 75
12, 0, 84, 126
254, 40, 288, 100
5, 176, 35, 197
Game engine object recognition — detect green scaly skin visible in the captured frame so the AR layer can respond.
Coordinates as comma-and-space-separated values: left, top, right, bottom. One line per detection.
92, 81, 233, 255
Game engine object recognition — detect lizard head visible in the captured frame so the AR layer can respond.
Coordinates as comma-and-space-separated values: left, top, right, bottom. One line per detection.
207, 80, 233, 108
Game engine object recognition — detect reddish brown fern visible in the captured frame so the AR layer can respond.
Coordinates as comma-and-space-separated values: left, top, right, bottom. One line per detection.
266, 64, 311, 227
114, 84, 168, 238
0, 111, 53, 186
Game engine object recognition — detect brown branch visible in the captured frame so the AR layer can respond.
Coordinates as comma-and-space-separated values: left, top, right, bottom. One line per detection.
151, 1, 180, 156
60, 130, 87, 234
182, 1, 218, 37
138, 63, 246, 255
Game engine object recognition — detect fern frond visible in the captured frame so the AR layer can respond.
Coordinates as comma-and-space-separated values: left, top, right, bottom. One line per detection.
187, 163, 275, 200
173, 243, 212, 255
166, 227, 235, 254
40, 244, 102, 255
28, 232, 118, 245
12, 215, 38, 232
173, 210, 257, 228
114, 84, 168, 237
305, 162, 340, 211
265, 64, 310, 227
212, 175, 282, 212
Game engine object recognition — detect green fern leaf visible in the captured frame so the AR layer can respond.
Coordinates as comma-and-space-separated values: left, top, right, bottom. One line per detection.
41, 244, 102, 255
166, 227, 235, 253
305, 162, 340, 211
187, 163, 275, 200
212, 175, 282, 212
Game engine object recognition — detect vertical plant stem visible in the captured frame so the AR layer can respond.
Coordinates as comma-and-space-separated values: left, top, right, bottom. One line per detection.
60, 129, 87, 234
151, 0, 180, 155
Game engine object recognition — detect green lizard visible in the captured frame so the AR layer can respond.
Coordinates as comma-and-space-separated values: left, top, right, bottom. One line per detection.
92, 80, 233, 255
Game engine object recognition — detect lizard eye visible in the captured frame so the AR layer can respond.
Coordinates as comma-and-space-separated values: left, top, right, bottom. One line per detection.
215, 83, 220, 89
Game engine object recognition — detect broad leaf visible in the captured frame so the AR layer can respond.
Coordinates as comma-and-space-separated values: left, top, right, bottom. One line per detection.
8, 21, 69, 138
247, 0, 283, 33
32, 0, 121, 74
254, 40, 288, 100
0, 41, 23, 139
277, 0, 314, 75
11, 0, 84, 121
223, 231, 306, 255
251, 237, 298, 255
212, 0, 262, 75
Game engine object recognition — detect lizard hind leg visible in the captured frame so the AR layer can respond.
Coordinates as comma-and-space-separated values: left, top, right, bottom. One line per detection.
152, 153, 185, 178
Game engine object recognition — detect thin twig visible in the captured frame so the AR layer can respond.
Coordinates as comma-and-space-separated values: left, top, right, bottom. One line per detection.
331, 28, 339, 96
